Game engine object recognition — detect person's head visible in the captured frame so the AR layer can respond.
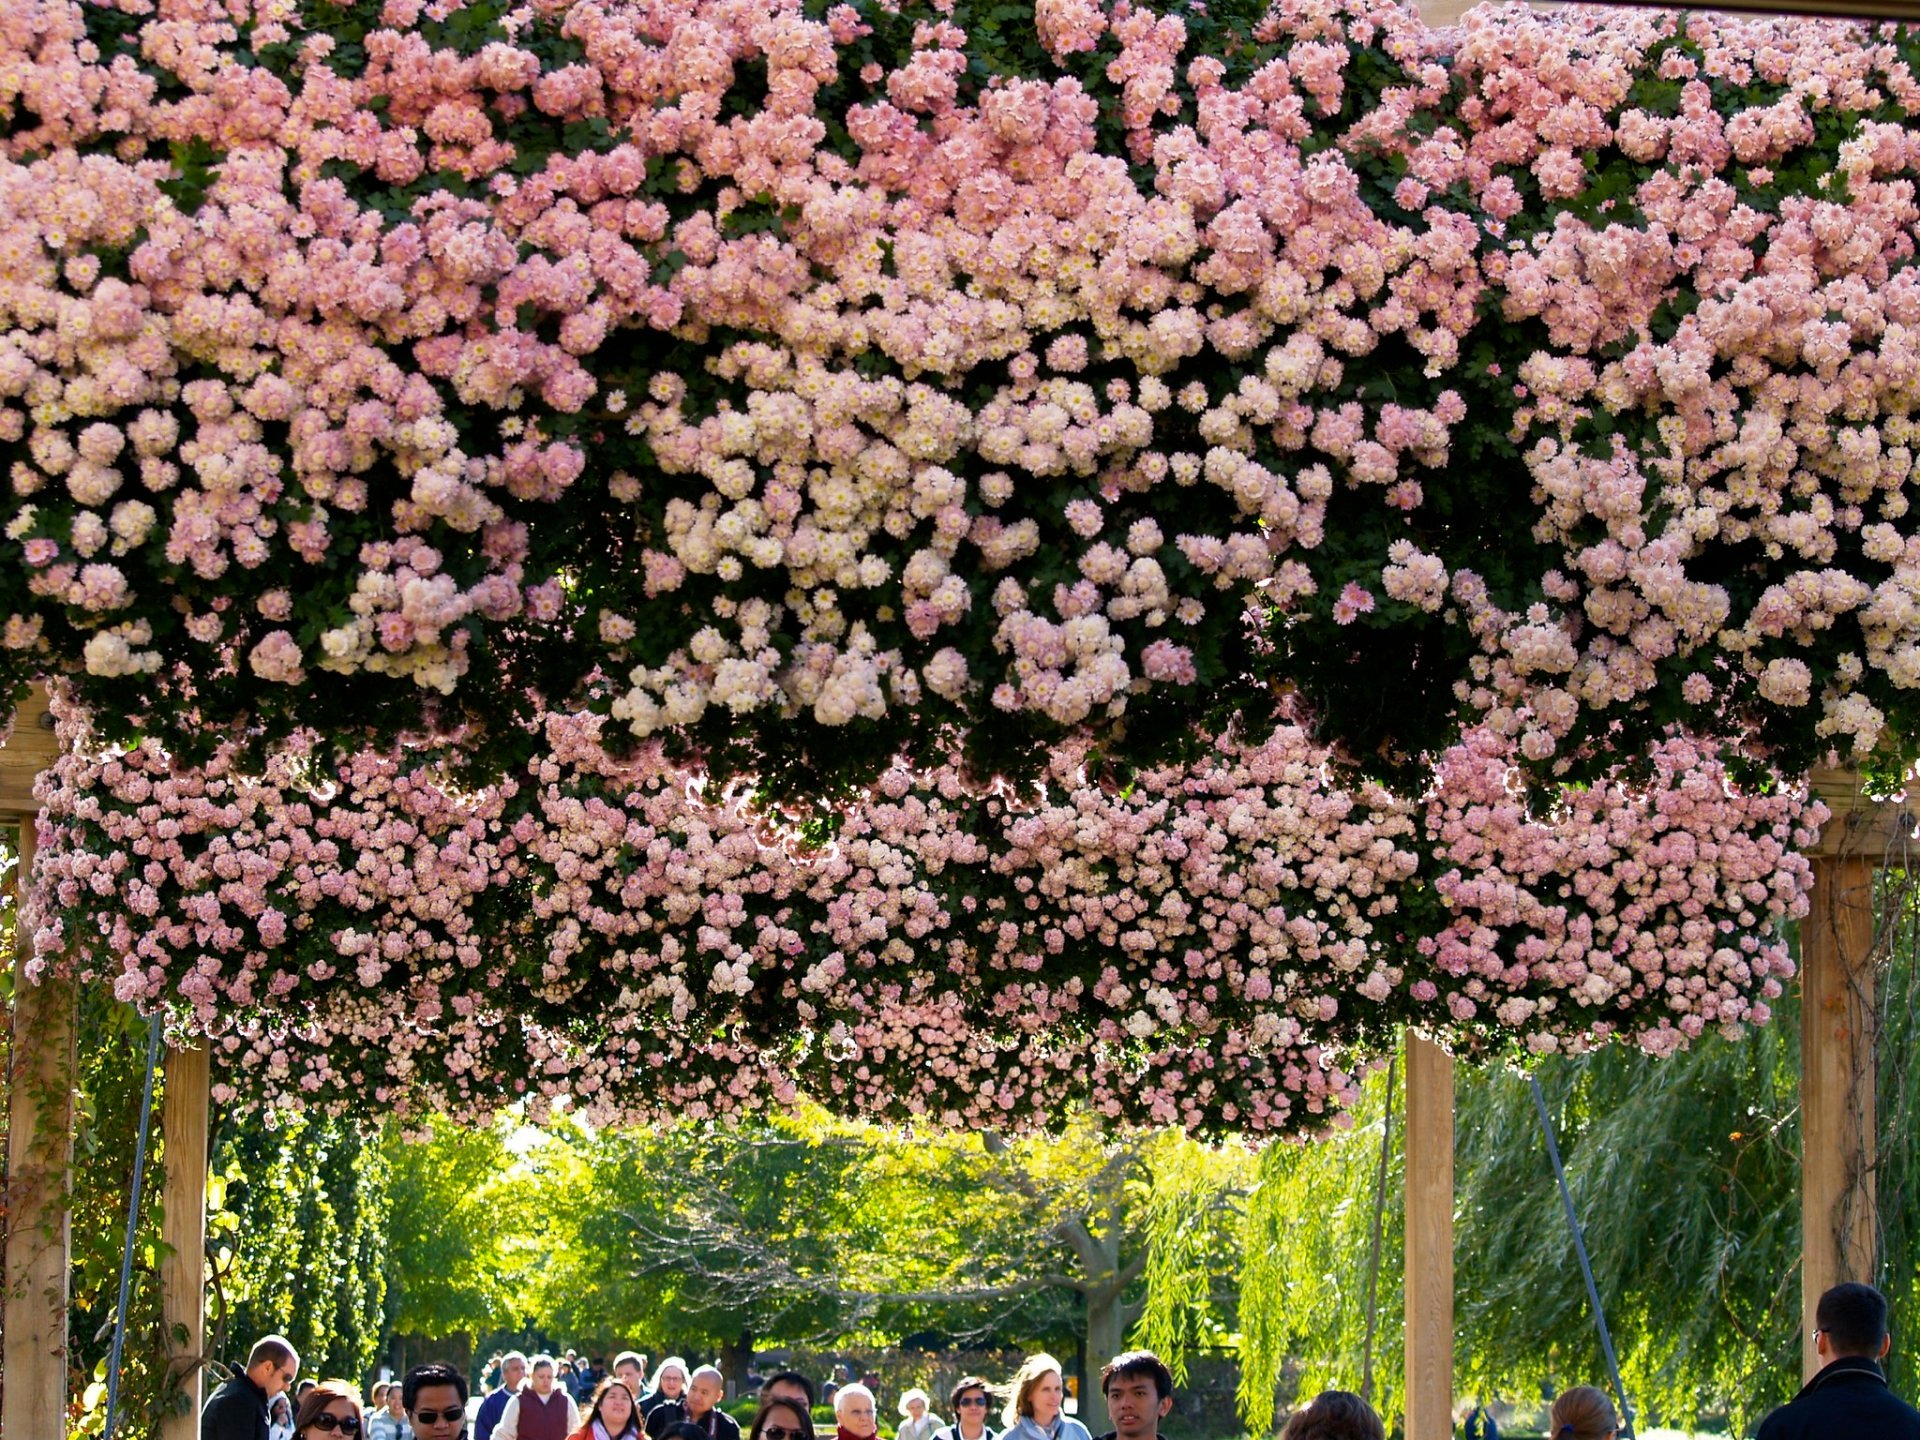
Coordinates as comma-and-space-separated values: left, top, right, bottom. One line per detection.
835, 1383, 878, 1437
761, 1372, 816, 1411
751, 1395, 816, 1440
369, 1383, 389, 1410
385, 1385, 407, 1416
650, 1358, 690, 1399
531, 1356, 559, 1397
1101, 1353, 1173, 1440
403, 1364, 469, 1440
1817, 1281, 1894, 1361
293, 1381, 364, 1440
948, 1379, 993, 1434
1006, 1356, 1065, 1430
499, 1352, 528, 1393
247, 1337, 301, 1398
1279, 1392, 1384, 1440
900, 1390, 931, 1423
589, 1378, 641, 1436
1547, 1386, 1618, 1440
688, 1366, 726, 1417
665, 1423, 713, 1440
615, 1352, 648, 1394
272, 1393, 294, 1420
297, 1379, 320, 1399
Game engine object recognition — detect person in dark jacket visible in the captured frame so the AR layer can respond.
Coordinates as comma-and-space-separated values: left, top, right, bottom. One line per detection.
1090, 1352, 1173, 1440
647, 1367, 739, 1440
1757, 1282, 1920, 1440
203, 1337, 301, 1440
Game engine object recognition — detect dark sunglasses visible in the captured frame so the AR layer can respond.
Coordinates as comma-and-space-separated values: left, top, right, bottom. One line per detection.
411, 1408, 466, 1426
956, 1399, 989, 1409
306, 1418, 361, 1436
761, 1427, 809, 1440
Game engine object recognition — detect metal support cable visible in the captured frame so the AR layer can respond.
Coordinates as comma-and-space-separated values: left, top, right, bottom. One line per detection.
102, 1010, 166, 1440
1530, 1073, 1636, 1440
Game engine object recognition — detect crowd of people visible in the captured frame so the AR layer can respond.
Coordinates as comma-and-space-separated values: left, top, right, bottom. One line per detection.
200, 1283, 1920, 1440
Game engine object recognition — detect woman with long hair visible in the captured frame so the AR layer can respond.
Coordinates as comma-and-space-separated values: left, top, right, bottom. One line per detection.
570, 1379, 643, 1440
749, 1396, 815, 1440
294, 1383, 366, 1440
999, 1357, 1090, 1440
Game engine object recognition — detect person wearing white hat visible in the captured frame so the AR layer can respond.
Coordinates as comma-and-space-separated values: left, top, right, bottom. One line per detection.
898, 1391, 944, 1440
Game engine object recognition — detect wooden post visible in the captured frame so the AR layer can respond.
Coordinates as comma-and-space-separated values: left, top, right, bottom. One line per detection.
2, 687, 73, 1440
1800, 770, 1899, 1380
160, 1040, 211, 1439
1404, 1032, 1455, 1440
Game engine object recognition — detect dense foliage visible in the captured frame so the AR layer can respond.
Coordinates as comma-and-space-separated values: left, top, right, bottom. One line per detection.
4, 0, 1920, 805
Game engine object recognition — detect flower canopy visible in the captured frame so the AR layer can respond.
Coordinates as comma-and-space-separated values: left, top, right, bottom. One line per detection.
1, 0, 1905, 1131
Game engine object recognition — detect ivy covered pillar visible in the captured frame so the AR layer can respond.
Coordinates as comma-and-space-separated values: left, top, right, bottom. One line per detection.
1, 685, 72, 1440
1403, 1031, 1454, 1439
1800, 771, 1903, 1380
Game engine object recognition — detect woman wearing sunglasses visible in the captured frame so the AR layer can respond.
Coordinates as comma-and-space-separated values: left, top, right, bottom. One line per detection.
294, 1382, 366, 1440
570, 1378, 643, 1440
748, 1395, 814, 1440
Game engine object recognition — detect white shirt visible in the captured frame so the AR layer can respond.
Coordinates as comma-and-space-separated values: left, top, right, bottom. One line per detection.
496, 1390, 583, 1440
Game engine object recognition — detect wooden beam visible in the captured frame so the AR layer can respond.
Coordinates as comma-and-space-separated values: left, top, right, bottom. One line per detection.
160, 1041, 211, 1440
1801, 846, 1878, 1380
1404, 1032, 1455, 1440
3, 809, 77, 1440
0, 687, 60, 817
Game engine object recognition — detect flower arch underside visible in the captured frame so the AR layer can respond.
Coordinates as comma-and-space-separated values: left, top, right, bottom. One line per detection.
32, 711, 1819, 1139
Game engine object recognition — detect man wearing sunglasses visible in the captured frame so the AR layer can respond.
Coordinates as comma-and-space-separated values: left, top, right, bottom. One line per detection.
405, 1363, 471, 1440
203, 1335, 301, 1440
936, 1378, 996, 1440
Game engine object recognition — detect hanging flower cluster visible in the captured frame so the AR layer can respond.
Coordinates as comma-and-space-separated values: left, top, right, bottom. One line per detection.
29, 704, 1820, 1137
5, 0, 1920, 795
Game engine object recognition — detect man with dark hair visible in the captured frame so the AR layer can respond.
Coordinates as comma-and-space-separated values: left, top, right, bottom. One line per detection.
202, 1336, 301, 1440
1757, 1282, 1920, 1439
759, 1373, 817, 1412
404, 1363, 470, 1440
1091, 1352, 1173, 1440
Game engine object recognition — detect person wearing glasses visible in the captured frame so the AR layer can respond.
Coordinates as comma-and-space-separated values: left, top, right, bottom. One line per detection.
404, 1364, 471, 1440
999, 1357, 1090, 1440
568, 1379, 643, 1440
294, 1384, 366, 1440
640, 1360, 690, 1419
936, 1379, 996, 1440
203, 1336, 302, 1440
748, 1396, 814, 1440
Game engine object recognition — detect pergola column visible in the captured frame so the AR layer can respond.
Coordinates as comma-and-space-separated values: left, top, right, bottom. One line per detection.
160, 1041, 210, 1438
1404, 1031, 1455, 1439
1, 686, 72, 1440
1801, 771, 1901, 1378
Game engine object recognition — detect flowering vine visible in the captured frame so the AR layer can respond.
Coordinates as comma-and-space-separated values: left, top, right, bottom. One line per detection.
4, 0, 1920, 799
29, 698, 1820, 1136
